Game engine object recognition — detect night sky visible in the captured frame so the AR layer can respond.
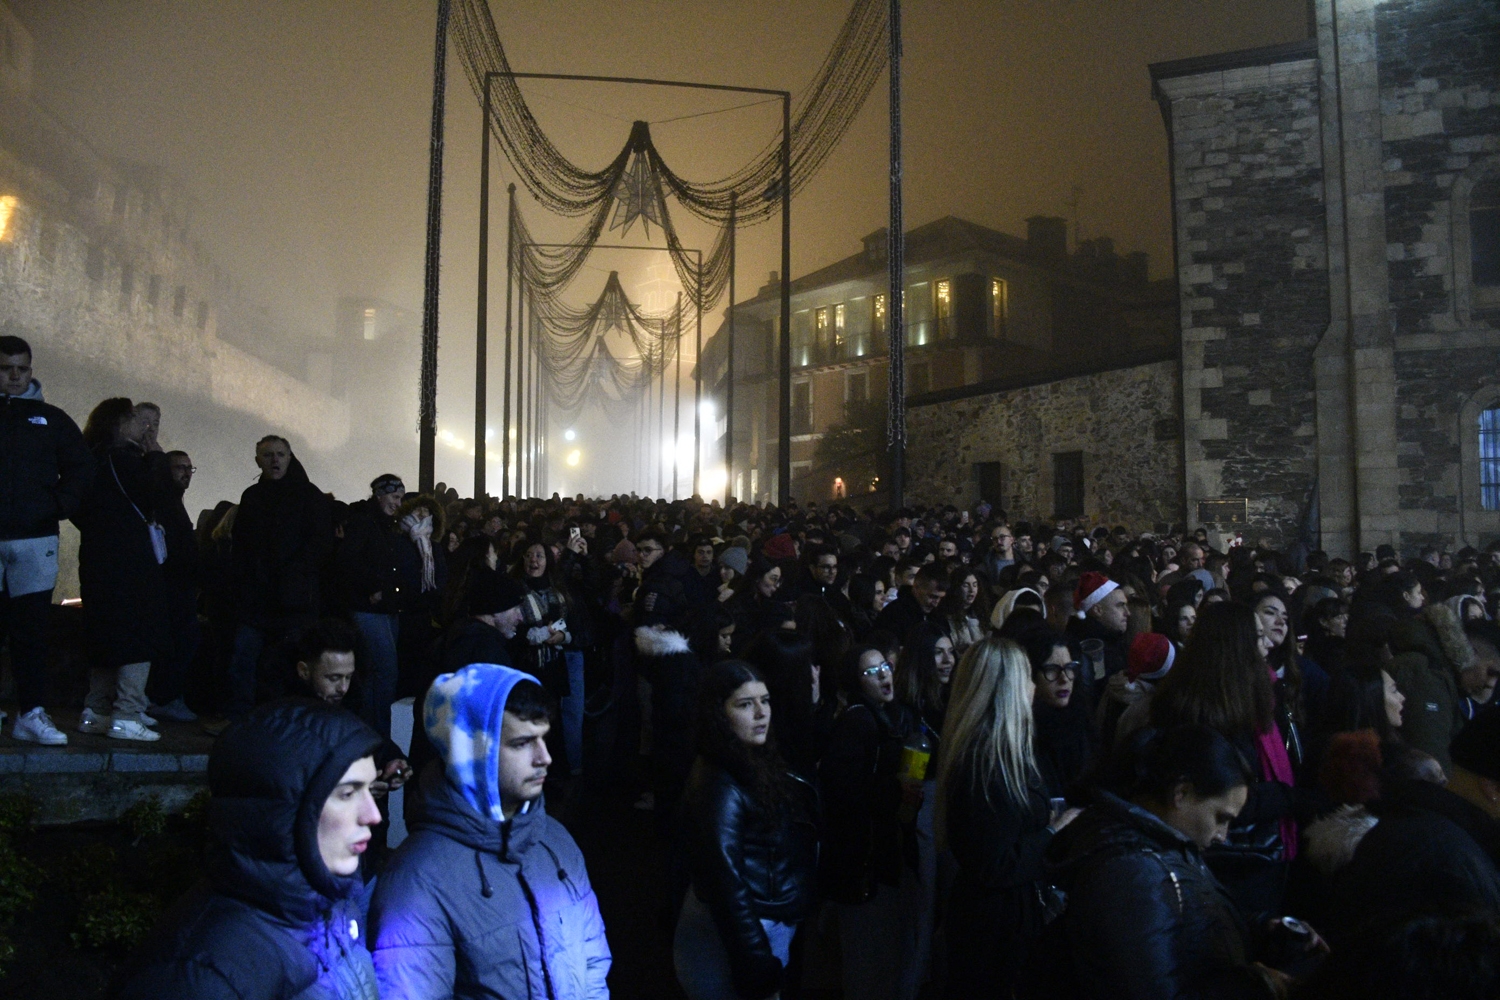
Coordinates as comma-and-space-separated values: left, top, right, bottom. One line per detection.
8, 0, 1308, 490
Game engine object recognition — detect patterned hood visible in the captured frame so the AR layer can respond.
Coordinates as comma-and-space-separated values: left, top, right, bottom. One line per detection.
423, 662, 542, 823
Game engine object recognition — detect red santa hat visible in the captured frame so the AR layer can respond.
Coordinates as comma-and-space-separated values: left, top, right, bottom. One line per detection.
1074, 572, 1120, 618
1127, 633, 1176, 681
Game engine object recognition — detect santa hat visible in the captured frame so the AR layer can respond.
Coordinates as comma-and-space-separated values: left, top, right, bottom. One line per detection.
1127, 633, 1176, 681
1074, 572, 1120, 618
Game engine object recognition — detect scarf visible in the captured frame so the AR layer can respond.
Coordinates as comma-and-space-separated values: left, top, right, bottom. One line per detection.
1256, 667, 1298, 860
402, 511, 436, 593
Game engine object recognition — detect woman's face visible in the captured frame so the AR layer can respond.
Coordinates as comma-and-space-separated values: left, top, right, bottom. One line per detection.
757, 566, 782, 598
524, 544, 548, 579
1463, 598, 1486, 622
1321, 610, 1349, 638
718, 624, 734, 654
1176, 604, 1197, 641
1382, 670, 1405, 728
857, 649, 895, 704
725, 680, 771, 746
1034, 644, 1076, 709
933, 637, 956, 685
1163, 784, 1249, 850
720, 564, 736, 585
871, 579, 887, 612
1256, 596, 1289, 651
959, 574, 980, 609
1403, 582, 1426, 610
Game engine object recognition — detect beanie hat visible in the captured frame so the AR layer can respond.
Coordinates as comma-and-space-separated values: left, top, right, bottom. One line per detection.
466, 569, 528, 617
610, 538, 638, 566
371, 473, 405, 496
719, 545, 749, 576
762, 533, 797, 562
1126, 633, 1176, 681
1075, 572, 1120, 618
1450, 708, 1500, 783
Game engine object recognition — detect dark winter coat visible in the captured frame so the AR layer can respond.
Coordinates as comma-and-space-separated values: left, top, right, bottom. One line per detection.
0, 380, 93, 541
872, 588, 941, 645
943, 749, 1054, 997
1037, 791, 1275, 1000
820, 698, 916, 902
1065, 614, 1128, 682
368, 765, 611, 1000
1328, 779, 1500, 948
333, 499, 405, 615
233, 457, 333, 624
1388, 604, 1471, 772
638, 626, 700, 825
1033, 697, 1096, 801
75, 445, 172, 668
114, 700, 385, 1000
681, 757, 818, 999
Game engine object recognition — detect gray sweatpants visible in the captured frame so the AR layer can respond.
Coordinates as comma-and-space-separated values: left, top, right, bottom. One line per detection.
86, 662, 151, 722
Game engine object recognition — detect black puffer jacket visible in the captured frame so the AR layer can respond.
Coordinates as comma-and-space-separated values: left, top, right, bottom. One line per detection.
0, 380, 93, 541
819, 699, 915, 903
1040, 791, 1275, 1000
333, 498, 404, 614
115, 700, 384, 1000
681, 757, 818, 998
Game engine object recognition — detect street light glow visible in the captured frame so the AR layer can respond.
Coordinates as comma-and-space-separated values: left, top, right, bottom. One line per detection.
564, 428, 576, 441
566, 449, 581, 467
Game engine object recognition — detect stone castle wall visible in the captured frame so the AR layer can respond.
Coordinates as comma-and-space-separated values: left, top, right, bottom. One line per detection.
905, 359, 1185, 531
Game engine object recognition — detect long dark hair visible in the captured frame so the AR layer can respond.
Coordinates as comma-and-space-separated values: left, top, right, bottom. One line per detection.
1150, 602, 1274, 740
899, 622, 950, 720
1255, 592, 1305, 723
744, 630, 819, 770
694, 659, 789, 812
1114, 724, 1252, 803
82, 397, 136, 452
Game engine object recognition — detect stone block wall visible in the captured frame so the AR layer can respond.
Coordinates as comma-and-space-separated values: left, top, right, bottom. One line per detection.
905, 359, 1184, 531
1156, 54, 1330, 548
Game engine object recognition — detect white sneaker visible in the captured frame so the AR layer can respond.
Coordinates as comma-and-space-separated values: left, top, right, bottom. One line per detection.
108, 719, 161, 742
140, 713, 158, 727
78, 708, 111, 734
13, 707, 68, 746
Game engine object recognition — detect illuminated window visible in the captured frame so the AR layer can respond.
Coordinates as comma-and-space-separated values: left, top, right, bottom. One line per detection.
934, 279, 952, 340
0, 195, 15, 242
363, 307, 377, 341
1482, 408, 1500, 511
815, 306, 829, 355
991, 278, 1009, 338
834, 303, 846, 349
873, 294, 886, 336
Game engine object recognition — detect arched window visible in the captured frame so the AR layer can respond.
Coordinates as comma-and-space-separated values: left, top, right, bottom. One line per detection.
1455, 164, 1500, 323
1482, 407, 1500, 511
1473, 180, 1500, 289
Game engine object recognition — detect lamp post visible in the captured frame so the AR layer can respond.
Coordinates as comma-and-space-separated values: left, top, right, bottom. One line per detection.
416, 0, 451, 494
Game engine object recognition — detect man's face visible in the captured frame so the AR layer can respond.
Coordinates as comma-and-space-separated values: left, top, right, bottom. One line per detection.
498, 712, 552, 816
694, 544, 715, 574
134, 406, 160, 449
1016, 535, 1033, 556
914, 578, 947, 614
992, 528, 1014, 555
298, 650, 357, 706
938, 540, 958, 560
1183, 545, 1205, 571
255, 440, 291, 480
375, 489, 405, 517
1091, 588, 1130, 635
492, 605, 525, 639
637, 540, 665, 570
168, 454, 194, 492
0, 352, 32, 396
880, 541, 900, 560
318, 756, 380, 876
814, 554, 838, 586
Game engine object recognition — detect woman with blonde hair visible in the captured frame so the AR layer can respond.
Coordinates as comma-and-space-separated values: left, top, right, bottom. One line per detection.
935, 637, 1080, 998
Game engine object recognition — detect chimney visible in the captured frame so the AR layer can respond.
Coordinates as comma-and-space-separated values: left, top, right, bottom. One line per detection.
861, 227, 889, 262
1026, 216, 1068, 260
759, 271, 781, 297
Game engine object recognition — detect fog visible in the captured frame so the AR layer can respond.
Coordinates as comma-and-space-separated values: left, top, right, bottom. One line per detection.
6, 0, 1306, 509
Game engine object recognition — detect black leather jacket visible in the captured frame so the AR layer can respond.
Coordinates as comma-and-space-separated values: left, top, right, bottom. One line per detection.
1041, 791, 1274, 1000
681, 756, 818, 997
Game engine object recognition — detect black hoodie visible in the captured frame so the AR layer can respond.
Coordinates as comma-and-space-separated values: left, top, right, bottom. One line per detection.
233, 457, 333, 623
115, 700, 384, 1000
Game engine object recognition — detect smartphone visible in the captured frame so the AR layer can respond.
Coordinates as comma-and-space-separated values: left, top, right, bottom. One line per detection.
570, 526, 581, 541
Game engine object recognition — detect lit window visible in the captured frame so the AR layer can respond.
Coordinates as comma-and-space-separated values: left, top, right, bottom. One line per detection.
363, 307, 376, 341
834, 303, 846, 348
991, 278, 1009, 338
815, 307, 829, 353
1482, 408, 1500, 511
873, 294, 886, 336
0, 195, 15, 242
935, 279, 952, 339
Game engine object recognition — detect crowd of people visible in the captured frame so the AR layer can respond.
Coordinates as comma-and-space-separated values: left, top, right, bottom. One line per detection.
5, 330, 1500, 998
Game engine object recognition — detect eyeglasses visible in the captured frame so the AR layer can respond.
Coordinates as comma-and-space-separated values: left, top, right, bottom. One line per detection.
861, 662, 893, 678
1038, 662, 1080, 683
637, 545, 663, 555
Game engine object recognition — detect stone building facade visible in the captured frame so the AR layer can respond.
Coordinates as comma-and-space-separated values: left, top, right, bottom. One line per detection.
1152, 0, 1500, 557
905, 358, 1184, 530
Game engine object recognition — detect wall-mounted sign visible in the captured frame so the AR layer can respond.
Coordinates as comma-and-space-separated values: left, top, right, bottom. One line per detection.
1197, 497, 1248, 525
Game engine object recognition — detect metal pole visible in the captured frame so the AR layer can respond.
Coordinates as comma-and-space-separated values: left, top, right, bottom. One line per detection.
726, 192, 736, 504
518, 281, 527, 496
778, 94, 792, 507
887, 0, 906, 509
693, 253, 702, 498
417, 0, 451, 493
502, 185, 515, 497
657, 331, 666, 499
673, 292, 683, 501
474, 72, 491, 498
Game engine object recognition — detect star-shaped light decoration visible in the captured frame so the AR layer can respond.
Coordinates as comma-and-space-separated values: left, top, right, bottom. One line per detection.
610, 150, 664, 238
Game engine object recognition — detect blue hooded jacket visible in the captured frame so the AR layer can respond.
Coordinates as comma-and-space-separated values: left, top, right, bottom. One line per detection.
369, 663, 611, 999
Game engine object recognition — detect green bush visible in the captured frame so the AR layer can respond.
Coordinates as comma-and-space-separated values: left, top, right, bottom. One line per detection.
123, 796, 167, 843
71, 886, 160, 951
0, 794, 37, 836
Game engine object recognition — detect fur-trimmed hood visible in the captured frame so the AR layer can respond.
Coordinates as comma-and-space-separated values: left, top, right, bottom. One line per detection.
1423, 601, 1475, 673
634, 625, 690, 658
397, 493, 448, 538
1303, 805, 1379, 876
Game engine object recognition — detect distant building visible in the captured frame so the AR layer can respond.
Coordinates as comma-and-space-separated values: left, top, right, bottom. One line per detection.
1150, 0, 1499, 555
700, 215, 1174, 505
